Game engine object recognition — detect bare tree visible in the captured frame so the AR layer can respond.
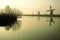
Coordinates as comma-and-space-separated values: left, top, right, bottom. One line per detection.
4, 5, 11, 13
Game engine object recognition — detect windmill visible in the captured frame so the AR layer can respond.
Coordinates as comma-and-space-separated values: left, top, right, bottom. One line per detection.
47, 5, 55, 26
47, 5, 55, 17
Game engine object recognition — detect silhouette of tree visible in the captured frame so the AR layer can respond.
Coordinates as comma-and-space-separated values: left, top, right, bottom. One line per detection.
0, 9, 4, 14
0, 5, 22, 16
0, 5, 22, 31
4, 5, 11, 13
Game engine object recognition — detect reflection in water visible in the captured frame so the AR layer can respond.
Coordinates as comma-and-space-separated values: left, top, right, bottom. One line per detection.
37, 16, 55, 27
37, 16, 40, 22
0, 16, 59, 40
11, 20, 22, 31
0, 20, 22, 31
47, 17, 55, 26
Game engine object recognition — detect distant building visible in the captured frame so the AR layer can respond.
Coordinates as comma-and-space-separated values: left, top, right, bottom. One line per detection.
38, 10, 40, 16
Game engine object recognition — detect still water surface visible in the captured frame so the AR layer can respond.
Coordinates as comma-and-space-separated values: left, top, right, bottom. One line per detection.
0, 16, 60, 40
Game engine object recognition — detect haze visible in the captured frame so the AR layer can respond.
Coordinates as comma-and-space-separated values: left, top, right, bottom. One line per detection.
0, 0, 60, 14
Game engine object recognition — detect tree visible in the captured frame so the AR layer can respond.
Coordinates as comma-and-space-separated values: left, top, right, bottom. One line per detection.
4, 5, 11, 13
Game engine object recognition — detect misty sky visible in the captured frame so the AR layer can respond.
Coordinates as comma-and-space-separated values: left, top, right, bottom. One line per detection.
0, 0, 60, 14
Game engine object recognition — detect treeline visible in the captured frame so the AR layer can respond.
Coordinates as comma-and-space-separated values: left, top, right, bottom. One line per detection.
0, 5, 22, 16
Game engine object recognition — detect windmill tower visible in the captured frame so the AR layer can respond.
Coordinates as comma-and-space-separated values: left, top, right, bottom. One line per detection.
38, 9, 40, 16
47, 5, 55, 17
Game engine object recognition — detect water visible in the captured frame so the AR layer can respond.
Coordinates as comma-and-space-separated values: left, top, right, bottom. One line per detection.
0, 16, 60, 40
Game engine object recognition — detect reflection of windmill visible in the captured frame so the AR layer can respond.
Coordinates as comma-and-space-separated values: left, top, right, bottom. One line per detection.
37, 16, 40, 23
47, 5, 55, 17
50, 17, 55, 26
37, 9, 40, 22
46, 17, 55, 26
